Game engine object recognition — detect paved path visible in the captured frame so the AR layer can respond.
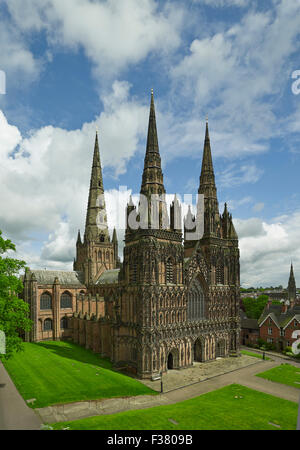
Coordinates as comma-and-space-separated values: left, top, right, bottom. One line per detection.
36, 355, 300, 425
1, 352, 299, 428
0, 361, 42, 430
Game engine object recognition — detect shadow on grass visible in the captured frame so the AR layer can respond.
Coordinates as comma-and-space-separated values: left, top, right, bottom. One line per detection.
33, 341, 113, 370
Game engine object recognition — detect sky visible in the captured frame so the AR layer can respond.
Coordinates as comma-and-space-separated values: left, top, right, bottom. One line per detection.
0, 0, 300, 287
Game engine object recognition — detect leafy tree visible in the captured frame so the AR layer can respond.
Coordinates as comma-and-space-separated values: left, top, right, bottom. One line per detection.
242, 295, 279, 320
0, 230, 32, 359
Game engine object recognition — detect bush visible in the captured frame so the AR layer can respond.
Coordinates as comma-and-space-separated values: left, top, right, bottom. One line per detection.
283, 346, 292, 354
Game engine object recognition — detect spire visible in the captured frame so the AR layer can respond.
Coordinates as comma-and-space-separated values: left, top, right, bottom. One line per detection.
138, 90, 169, 231
223, 202, 228, 216
170, 194, 182, 231
84, 132, 109, 242
140, 90, 165, 197
112, 227, 118, 243
228, 214, 238, 240
221, 202, 230, 238
197, 120, 220, 237
76, 229, 82, 245
288, 262, 296, 302
198, 120, 216, 196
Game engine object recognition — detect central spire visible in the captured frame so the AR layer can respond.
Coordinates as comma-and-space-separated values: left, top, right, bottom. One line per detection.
140, 90, 165, 197
84, 132, 109, 243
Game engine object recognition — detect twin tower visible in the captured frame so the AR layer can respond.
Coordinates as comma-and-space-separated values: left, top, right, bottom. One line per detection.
71, 91, 241, 379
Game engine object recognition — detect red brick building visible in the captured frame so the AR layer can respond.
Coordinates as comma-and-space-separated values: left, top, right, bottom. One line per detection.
258, 300, 300, 351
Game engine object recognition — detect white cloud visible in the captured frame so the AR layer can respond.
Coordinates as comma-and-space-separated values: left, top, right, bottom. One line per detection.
5, 0, 183, 79
0, 20, 40, 82
170, 1, 300, 158
197, 0, 250, 7
252, 202, 264, 213
235, 211, 300, 287
217, 163, 263, 188
224, 196, 253, 211
0, 82, 148, 266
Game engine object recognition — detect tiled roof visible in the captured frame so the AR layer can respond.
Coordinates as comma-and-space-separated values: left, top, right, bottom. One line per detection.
24, 270, 84, 286
241, 318, 259, 330
96, 269, 120, 284
258, 304, 300, 329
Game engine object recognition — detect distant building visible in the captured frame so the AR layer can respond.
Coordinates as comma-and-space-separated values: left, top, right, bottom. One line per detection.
258, 264, 300, 350
240, 310, 259, 346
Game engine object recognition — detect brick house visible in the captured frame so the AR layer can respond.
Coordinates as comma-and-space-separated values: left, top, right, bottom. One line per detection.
258, 301, 300, 350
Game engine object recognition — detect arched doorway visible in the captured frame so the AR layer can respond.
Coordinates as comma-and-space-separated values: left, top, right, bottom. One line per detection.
167, 353, 173, 370
216, 339, 225, 357
194, 339, 202, 362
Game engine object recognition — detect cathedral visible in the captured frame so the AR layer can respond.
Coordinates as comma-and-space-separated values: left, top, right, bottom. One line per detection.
22, 91, 241, 379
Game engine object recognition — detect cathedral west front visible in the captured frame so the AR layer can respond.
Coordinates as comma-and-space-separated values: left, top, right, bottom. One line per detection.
23, 91, 241, 379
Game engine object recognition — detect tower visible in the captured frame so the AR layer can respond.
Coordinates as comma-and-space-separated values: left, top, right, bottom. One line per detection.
183, 119, 240, 356
119, 91, 185, 377
123, 90, 183, 286
184, 119, 239, 287
73, 132, 118, 285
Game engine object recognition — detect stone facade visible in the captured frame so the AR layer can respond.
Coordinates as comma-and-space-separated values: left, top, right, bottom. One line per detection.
23, 91, 241, 379
22, 270, 87, 342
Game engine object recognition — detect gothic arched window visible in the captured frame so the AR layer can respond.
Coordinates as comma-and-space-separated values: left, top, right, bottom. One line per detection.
43, 318, 52, 331
60, 317, 68, 329
130, 262, 138, 284
187, 278, 205, 321
166, 258, 175, 284
216, 259, 224, 285
60, 292, 72, 309
40, 292, 52, 310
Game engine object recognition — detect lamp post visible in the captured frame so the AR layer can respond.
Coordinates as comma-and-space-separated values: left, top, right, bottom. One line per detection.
160, 372, 163, 393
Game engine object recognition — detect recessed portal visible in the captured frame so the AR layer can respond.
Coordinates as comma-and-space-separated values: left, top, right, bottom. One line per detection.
194, 339, 202, 362
167, 352, 173, 370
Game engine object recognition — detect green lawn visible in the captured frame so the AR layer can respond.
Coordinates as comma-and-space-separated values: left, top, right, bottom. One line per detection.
50, 384, 298, 430
256, 363, 300, 389
1, 341, 155, 408
241, 350, 271, 360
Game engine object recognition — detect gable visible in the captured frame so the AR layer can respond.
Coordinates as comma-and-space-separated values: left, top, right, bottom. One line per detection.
259, 313, 280, 329
184, 244, 209, 290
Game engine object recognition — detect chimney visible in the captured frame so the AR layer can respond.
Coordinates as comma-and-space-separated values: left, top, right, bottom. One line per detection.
266, 298, 272, 310
281, 300, 289, 314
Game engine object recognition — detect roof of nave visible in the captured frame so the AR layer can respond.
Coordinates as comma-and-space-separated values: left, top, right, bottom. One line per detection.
23, 270, 85, 286
96, 269, 120, 285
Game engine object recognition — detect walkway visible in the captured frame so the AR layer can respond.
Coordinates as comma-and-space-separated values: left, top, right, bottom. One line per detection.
35, 354, 300, 425
0, 361, 42, 430
1, 352, 299, 428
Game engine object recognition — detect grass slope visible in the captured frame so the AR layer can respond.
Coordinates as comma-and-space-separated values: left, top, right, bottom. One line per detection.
51, 384, 298, 430
240, 350, 270, 360
256, 363, 300, 389
1, 341, 155, 408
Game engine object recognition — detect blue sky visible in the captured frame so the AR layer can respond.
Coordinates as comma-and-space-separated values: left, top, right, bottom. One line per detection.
0, 0, 300, 287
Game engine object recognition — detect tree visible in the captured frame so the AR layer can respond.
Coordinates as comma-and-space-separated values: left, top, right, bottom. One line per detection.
0, 230, 32, 359
242, 295, 278, 320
